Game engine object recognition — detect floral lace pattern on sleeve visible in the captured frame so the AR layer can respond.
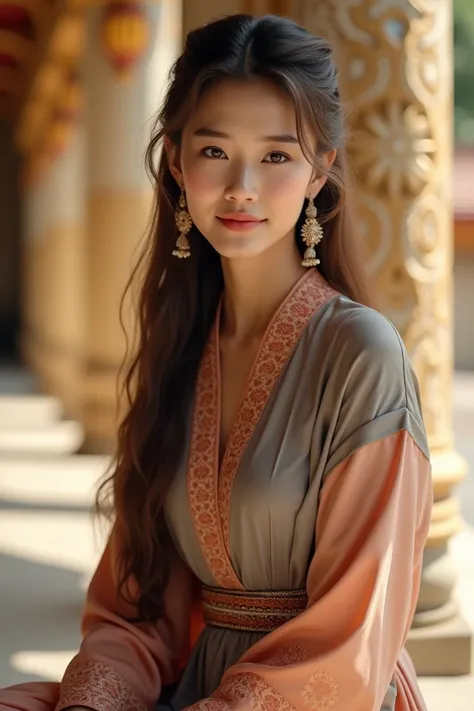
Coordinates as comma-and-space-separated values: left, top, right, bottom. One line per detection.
55, 660, 147, 711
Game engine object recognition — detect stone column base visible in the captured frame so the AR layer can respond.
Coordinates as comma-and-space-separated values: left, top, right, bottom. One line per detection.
21, 330, 83, 421
406, 614, 473, 676
80, 365, 120, 454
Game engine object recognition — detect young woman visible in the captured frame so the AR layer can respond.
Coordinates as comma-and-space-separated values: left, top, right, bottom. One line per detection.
1, 13, 432, 711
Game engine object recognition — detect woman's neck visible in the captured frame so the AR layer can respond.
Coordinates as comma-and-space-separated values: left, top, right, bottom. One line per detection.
220, 234, 307, 343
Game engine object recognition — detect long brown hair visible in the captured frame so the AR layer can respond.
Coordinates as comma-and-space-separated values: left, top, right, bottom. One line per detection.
98, 13, 371, 620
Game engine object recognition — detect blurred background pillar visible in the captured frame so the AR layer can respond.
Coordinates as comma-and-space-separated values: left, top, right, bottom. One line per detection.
183, 0, 241, 36
22, 77, 86, 418
22, 151, 53, 396
82, 0, 182, 450
297, 0, 471, 675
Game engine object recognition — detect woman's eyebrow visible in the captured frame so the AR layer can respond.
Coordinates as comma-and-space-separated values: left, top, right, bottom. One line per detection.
193, 127, 299, 144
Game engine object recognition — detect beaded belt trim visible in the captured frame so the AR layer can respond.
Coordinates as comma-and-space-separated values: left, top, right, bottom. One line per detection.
202, 585, 308, 633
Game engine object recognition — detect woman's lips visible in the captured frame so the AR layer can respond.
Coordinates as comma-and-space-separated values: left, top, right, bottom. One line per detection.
216, 215, 266, 232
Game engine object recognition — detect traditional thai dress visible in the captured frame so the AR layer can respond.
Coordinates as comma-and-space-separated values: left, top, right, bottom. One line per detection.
0, 269, 432, 711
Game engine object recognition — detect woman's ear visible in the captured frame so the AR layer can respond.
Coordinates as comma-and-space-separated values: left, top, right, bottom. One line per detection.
164, 137, 184, 188
308, 149, 337, 198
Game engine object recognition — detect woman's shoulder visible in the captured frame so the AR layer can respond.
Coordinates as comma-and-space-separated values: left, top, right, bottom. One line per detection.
316, 295, 430, 468
320, 294, 407, 372
313, 293, 425, 426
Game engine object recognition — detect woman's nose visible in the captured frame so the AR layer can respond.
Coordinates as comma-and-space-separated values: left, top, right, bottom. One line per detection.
224, 165, 258, 202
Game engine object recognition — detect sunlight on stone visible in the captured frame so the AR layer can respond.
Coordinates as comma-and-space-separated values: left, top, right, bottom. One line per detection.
451, 527, 474, 628
0, 511, 105, 575
10, 651, 76, 682
0, 456, 108, 506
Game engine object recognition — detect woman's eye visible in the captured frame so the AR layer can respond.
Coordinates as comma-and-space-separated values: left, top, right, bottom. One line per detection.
202, 146, 226, 159
264, 152, 289, 164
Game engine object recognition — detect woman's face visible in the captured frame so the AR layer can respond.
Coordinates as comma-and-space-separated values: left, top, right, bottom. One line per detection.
168, 78, 334, 260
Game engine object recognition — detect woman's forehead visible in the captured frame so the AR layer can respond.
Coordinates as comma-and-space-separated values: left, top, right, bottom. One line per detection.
185, 78, 299, 138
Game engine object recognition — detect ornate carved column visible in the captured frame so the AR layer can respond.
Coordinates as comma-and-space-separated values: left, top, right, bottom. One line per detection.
298, 0, 471, 675
82, 0, 182, 449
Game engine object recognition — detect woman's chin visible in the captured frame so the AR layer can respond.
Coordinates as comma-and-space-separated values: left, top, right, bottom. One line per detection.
208, 233, 272, 260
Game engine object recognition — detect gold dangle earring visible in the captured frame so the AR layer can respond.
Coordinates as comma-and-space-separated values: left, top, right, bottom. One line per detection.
172, 189, 193, 259
301, 196, 323, 268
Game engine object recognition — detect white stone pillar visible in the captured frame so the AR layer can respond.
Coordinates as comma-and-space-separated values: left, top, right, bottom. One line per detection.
22, 117, 86, 419
82, 0, 182, 448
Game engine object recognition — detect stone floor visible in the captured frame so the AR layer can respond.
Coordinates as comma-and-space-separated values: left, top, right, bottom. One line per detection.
0, 364, 474, 710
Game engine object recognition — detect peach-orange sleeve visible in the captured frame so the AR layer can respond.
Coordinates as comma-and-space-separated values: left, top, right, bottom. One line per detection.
0, 683, 61, 711
184, 429, 432, 711
0, 525, 197, 711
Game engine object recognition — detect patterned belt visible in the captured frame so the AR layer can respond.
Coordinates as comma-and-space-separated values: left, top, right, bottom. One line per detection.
201, 585, 308, 633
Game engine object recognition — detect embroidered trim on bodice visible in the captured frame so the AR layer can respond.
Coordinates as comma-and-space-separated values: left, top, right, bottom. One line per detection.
187, 270, 338, 588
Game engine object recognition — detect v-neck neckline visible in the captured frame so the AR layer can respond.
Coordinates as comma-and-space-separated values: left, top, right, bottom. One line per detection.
215, 299, 268, 472
186, 269, 338, 589
215, 270, 310, 475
